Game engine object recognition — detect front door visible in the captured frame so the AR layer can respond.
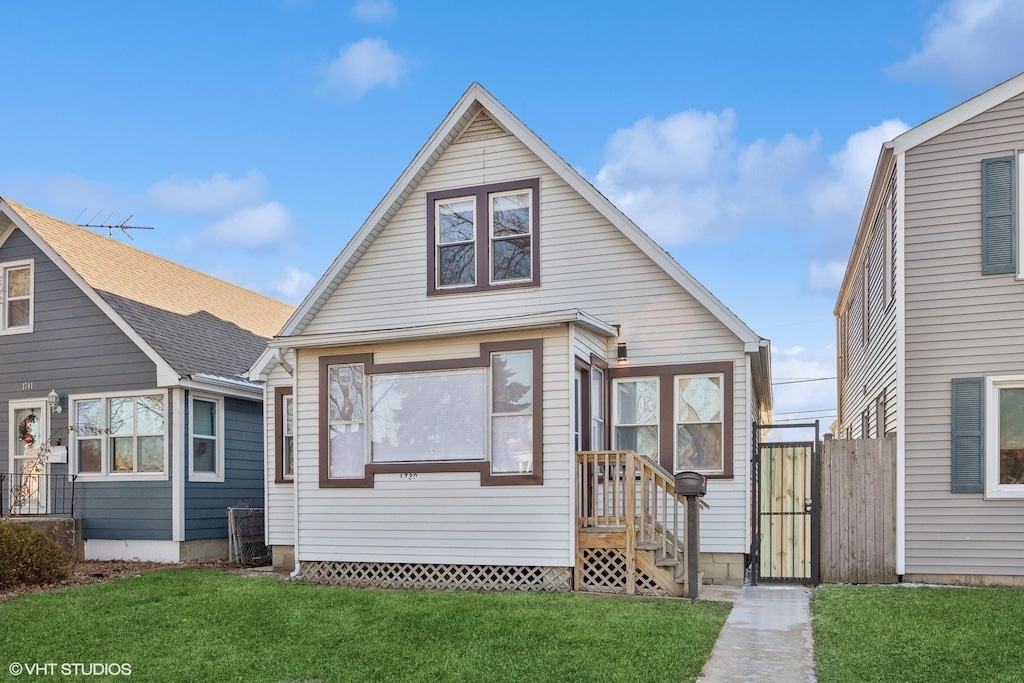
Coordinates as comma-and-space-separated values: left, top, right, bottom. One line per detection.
9, 401, 47, 515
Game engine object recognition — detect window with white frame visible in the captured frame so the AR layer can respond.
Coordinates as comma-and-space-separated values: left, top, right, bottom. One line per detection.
427, 179, 539, 295
674, 374, 724, 474
73, 393, 166, 477
985, 376, 1024, 498
0, 260, 33, 333
591, 366, 606, 450
190, 396, 224, 481
321, 342, 539, 486
612, 378, 659, 459
282, 394, 295, 480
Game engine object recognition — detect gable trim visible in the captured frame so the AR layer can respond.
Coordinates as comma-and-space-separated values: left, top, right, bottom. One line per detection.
893, 71, 1024, 155
278, 83, 763, 349
0, 200, 180, 386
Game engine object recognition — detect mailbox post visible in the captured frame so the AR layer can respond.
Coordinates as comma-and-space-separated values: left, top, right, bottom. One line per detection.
674, 471, 707, 599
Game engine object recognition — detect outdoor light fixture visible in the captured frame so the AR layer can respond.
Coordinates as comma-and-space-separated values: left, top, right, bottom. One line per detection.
47, 389, 63, 414
617, 342, 628, 363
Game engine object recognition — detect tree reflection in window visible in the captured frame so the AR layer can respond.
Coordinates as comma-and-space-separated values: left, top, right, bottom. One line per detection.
328, 365, 365, 477
437, 198, 476, 287
491, 350, 533, 473
491, 192, 531, 282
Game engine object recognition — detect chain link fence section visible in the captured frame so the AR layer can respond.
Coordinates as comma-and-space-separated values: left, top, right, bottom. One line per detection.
227, 506, 270, 566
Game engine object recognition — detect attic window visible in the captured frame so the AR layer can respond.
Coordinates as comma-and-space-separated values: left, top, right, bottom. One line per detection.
0, 260, 33, 334
426, 179, 540, 295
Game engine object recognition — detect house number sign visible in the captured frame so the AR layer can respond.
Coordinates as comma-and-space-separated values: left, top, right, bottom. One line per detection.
400, 473, 418, 480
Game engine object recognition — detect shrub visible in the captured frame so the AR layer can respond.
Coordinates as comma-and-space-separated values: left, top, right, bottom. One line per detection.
0, 520, 71, 590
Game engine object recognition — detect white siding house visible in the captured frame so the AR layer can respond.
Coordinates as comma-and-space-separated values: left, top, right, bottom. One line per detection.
253, 84, 772, 590
836, 72, 1024, 585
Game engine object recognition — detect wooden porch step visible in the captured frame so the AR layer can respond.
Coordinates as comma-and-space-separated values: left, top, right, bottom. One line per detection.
635, 541, 660, 551
655, 555, 679, 568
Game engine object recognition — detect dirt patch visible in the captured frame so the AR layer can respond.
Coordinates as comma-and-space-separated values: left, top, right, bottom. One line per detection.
0, 559, 272, 605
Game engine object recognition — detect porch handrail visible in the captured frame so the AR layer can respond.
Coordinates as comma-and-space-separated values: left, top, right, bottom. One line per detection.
0, 472, 78, 518
576, 450, 684, 565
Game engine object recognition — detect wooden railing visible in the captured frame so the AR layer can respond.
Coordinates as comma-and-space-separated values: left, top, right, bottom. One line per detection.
576, 451, 684, 565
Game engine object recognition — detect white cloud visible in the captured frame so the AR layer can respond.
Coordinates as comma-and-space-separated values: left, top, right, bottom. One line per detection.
351, 0, 396, 22
594, 110, 908, 267
208, 202, 295, 248
269, 266, 317, 302
808, 260, 849, 292
888, 0, 1024, 92
145, 171, 267, 215
323, 38, 406, 98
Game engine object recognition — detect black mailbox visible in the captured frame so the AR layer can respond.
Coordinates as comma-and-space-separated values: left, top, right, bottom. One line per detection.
675, 471, 707, 497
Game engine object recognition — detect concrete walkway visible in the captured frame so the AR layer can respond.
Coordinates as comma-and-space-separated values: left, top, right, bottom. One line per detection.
698, 584, 816, 682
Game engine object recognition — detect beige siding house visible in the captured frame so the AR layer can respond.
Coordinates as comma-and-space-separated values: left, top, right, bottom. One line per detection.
252, 84, 772, 591
836, 72, 1024, 585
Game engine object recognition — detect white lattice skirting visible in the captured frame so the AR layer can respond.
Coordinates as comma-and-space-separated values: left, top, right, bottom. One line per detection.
576, 548, 671, 597
301, 561, 573, 592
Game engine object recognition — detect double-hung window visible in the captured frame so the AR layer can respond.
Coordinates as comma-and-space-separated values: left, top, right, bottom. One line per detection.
0, 260, 33, 333
73, 392, 167, 478
610, 363, 734, 478
190, 396, 224, 482
427, 179, 540, 294
275, 387, 295, 483
319, 341, 541, 487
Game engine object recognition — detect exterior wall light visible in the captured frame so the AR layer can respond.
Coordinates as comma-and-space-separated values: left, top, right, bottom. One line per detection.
617, 342, 628, 363
47, 389, 63, 414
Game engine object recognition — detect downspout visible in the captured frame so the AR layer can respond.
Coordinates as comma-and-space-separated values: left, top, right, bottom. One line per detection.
283, 349, 301, 579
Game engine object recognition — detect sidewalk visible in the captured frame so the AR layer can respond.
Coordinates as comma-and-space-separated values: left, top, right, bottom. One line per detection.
698, 584, 816, 682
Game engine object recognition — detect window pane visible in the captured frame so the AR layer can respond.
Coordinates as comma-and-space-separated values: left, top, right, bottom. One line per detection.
492, 237, 531, 282
678, 376, 721, 422
492, 351, 533, 413
192, 437, 215, 473
78, 439, 101, 473
438, 199, 475, 243
614, 425, 659, 458
371, 370, 486, 462
329, 424, 365, 477
7, 267, 29, 297
676, 424, 722, 472
591, 368, 605, 450
438, 244, 475, 286
76, 400, 103, 436
140, 436, 164, 472
137, 395, 165, 434
492, 193, 530, 236
999, 387, 1024, 485
192, 399, 216, 437
284, 396, 294, 436
492, 415, 533, 473
109, 398, 134, 435
616, 380, 658, 424
284, 436, 294, 478
328, 365, 365, 423
111, 437, 134, 472
8, 299, 29, 327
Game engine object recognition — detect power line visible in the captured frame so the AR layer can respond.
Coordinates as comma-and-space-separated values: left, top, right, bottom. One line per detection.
773, 377, 836, 385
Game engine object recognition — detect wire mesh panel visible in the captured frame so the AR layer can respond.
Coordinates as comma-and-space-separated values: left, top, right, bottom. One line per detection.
227, 506, 270, 566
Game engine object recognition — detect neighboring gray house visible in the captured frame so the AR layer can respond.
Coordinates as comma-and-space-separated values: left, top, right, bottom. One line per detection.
0, 199, 293, 561
835, 72, 1024, 585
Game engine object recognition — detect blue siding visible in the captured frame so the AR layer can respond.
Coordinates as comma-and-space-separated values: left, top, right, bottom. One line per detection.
0, 227, 172, 540
184, 396, 264, 540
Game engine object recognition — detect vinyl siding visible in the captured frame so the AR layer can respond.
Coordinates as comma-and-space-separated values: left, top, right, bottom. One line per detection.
903, 92, 1024, 577
184, 396, 264, 540
0, 227, 172, 540
294, 330, 574, 566
290, 124, 753, 559
265, 363, 294, 546
838, 170, 898, 439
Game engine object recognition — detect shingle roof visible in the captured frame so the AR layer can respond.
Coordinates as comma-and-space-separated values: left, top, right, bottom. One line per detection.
2, 199, 294, 381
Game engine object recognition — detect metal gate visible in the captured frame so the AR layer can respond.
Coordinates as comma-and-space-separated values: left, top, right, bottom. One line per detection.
751, 422, 819, 584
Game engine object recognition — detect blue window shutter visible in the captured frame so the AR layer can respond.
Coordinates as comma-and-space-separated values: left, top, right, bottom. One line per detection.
982, 156, 1015, 275
951, 377, 984, 493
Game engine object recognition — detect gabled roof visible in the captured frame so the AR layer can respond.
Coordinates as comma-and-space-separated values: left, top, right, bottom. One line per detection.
893, 71, 1024, 154
278, 83, 766, 353
0, 199, 294, 388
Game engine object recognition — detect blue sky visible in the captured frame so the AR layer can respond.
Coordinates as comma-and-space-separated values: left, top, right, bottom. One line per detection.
4, 0, 1024, 426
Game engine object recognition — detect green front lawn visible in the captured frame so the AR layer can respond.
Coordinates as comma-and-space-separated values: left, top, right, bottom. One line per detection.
812, 584, 1024, 683
0, 569, 729, 682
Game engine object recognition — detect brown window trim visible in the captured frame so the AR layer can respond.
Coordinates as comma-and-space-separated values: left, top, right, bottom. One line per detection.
318, 339, 544, 488
274, 386, 293, 484
575, 353, 610, 452
608, 361, 734, 480
426, 178, 541, 296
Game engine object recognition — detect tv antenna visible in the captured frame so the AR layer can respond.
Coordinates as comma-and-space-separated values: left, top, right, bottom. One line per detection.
75, 209, 155, 240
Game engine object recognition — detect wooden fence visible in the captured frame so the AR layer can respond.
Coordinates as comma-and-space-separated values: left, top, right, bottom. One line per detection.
820, 437, 896, 584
